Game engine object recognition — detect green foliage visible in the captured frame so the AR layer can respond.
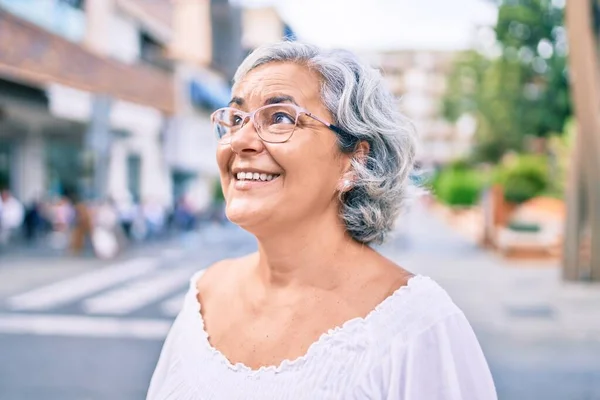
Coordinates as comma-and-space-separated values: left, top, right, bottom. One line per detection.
446, 159, 472, 171
431, 164, 488, 207
442, 0, 571, 163
503, 177, 542, 203
495, 154, 549, 203
442, 51, 491, 123
432, 152, 556, 207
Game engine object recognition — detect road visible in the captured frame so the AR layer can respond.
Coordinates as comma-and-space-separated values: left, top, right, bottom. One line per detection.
0, 224, 256, 400
0, 206, 599, 400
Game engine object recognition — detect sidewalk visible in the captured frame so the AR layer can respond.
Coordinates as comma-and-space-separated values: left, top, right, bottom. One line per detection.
383, 203, 600, 399
0, 225, 203, 262
383, 202, 600, 342
0, 222, 244, 297
0, 229, 198, 299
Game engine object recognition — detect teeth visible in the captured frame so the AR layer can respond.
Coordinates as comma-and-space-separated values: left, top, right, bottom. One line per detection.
236, 172, 279, 181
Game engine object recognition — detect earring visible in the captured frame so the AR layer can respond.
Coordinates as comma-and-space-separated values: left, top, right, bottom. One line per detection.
343, 179, 352, 189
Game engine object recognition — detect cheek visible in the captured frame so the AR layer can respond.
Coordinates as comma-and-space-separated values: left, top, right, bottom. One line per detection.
216, 148, 232, 190
271, 140, 343, 189
216, 146, 230, 169
216, 147, 233, 180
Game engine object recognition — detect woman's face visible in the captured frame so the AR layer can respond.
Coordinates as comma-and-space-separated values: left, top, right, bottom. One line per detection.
216, 62, 350, 234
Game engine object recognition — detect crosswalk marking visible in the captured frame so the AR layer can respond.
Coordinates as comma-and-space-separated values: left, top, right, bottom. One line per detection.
82, 269, 192, 315
6, 258, 160, 311
0, 313, 171, 340
160, 293, 187, 317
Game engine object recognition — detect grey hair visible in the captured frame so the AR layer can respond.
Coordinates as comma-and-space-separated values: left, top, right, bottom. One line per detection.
233, 41, 418, 245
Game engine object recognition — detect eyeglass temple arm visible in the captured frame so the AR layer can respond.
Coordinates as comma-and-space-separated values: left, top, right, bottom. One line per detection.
304, 112, 357, 149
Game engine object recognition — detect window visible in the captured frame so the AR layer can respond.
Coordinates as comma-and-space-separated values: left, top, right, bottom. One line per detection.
0, 0, 86, 42
0, 141, 12, 190
210, 0, 244, 80
46, 137, 82, 198
59, 0, 85, 10
139, 32, 173, 72
127, 154, 141, 203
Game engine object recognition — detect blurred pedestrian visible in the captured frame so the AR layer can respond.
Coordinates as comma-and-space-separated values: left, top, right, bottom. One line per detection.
23, 200, 43, 244
70, 196, 92, 255
142, 199, 166, 239
116, 196, 136, 239
148, 42, 497, 400
49, 196, 74, 250
173, 195, 196, 231
0, 189, 24, 246
91, 199, 122, 259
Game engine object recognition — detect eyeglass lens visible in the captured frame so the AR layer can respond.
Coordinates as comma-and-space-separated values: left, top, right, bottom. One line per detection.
213, 104, 298, 144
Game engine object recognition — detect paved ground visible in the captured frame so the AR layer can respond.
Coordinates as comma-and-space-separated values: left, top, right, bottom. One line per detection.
382, 205, 600, 400
0, 205, 599, 399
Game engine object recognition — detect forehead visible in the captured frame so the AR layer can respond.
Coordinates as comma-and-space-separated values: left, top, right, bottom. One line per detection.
233, 62, 322, 108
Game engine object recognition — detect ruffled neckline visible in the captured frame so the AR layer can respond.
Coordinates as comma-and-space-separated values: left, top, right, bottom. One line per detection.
188, 271, 430, 375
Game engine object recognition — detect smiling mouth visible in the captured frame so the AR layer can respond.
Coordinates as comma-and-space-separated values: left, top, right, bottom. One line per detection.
234, 172, 281, 182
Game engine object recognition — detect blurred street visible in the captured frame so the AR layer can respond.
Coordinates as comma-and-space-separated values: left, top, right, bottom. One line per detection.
0, 220, 256, 400
1, 203, 599, 400
1, 0, 599, 399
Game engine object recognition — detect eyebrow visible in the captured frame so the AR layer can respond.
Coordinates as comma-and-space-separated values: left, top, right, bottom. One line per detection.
227, 95, 298, 108
228, 97, 244, 107
263, 95, 298, 106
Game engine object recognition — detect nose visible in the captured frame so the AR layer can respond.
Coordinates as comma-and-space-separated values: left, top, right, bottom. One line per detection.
228, 117, 264, 154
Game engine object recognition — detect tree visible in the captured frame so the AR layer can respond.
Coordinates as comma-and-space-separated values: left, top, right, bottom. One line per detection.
442, 0, 571, 162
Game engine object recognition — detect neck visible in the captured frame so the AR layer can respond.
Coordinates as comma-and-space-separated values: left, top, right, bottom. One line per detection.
250, 209, 368, 290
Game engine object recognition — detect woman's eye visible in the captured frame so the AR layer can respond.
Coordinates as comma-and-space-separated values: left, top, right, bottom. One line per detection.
232, 115, 243, 126
272, 112, 294, 124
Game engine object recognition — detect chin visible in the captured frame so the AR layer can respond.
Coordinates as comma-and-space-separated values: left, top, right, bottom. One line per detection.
224, 198, 275, 233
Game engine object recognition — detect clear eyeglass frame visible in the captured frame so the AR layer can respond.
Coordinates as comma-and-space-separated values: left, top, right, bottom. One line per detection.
210, 103, 348, 144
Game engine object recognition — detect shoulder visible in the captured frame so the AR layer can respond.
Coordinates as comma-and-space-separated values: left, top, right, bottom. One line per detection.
356, 248, 415, 301
192, 252, 257, 297
367, 276, 464, 345
368, 276, 491, 373
354, 278, 496, 399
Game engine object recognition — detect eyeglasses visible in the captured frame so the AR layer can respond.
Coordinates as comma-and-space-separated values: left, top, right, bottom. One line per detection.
210, 103, 349, 144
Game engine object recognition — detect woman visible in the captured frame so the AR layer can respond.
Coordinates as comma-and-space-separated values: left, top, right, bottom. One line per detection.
147, 42, 497, 400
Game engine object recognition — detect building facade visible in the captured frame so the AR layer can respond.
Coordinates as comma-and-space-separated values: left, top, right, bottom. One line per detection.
0, 0, 174, 208
0, 0, 292, 212
164, 0, 293, 212
365, 50, 476, 167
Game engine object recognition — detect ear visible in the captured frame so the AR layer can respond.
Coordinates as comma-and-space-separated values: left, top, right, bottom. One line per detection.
354, 141, 370, 166
338, 140, 370, 192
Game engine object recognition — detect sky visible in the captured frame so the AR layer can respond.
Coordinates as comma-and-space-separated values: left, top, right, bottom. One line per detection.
236, 0, 498, 51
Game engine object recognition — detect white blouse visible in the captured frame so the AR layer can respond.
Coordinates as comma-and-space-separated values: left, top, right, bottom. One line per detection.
147, 271, 497, 400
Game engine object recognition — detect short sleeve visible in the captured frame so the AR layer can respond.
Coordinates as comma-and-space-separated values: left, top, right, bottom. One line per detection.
354, 311, 497, 400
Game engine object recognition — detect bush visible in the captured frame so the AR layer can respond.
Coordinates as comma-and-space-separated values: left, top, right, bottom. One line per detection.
431, 167, 487, 207
494, 155, 549, 204
503, 176, 541, 203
